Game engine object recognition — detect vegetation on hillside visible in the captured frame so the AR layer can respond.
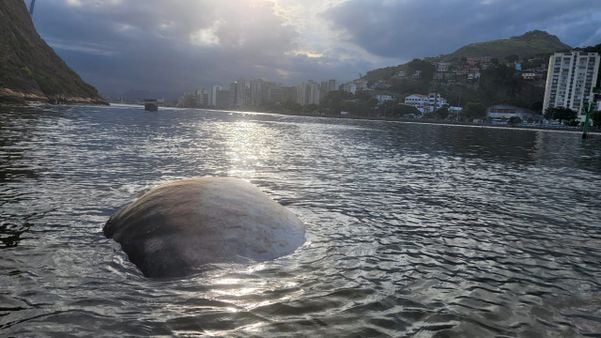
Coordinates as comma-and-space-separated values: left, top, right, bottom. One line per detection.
350, 30, 574, 119
0, 1, 105, 104
441, 30, 571, 61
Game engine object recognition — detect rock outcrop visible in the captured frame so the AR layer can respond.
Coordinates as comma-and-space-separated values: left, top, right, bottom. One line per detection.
0, 0, 106, 104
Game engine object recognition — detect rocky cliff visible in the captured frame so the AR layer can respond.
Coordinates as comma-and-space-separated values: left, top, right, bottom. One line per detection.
0, 0, 106, 104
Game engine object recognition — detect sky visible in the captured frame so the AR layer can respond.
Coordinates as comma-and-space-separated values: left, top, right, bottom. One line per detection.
31, 0, 601, 98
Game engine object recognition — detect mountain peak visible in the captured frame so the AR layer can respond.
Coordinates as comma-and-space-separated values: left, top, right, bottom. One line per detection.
512, 30, 562, 44
442, 30, 571, 61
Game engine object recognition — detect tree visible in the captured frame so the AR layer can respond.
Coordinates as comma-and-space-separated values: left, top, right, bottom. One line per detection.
592, 110, 601, 127
529, 101, 543, 112
425, 106, 449, 120
406, 59, 435, 82
544, 107, 577, 123
509, 116, 522, 125
319, 90, 353, 115
463, 102, 486, 120
377, 102, 419, 119
505, 54, 520, 64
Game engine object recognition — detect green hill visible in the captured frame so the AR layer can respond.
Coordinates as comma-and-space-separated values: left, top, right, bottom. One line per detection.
0, 0, 106, 104
442, 30, 571, 61
365, 30, 571, 83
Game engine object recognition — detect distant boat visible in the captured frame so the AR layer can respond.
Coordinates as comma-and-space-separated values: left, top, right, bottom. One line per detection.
144, 99, 158, 112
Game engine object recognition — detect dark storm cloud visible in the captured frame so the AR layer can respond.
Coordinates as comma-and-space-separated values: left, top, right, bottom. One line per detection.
325, 0, 601, 59
32, 0, 354, 96
29, 0, 601, 96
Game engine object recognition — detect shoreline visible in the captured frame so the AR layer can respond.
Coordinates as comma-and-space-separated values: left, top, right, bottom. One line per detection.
169, 105, 601, 136
0, 88, 108, 106
7, 101, 600, 136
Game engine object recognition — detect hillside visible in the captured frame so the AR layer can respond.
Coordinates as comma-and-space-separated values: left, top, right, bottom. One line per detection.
442, 30, 571, 61
353, 30, 583, 113
365, 30, 570, 84
0, 0, 106, 104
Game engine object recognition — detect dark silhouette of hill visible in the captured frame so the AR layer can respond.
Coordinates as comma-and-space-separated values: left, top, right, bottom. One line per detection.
0, 0, 106, 104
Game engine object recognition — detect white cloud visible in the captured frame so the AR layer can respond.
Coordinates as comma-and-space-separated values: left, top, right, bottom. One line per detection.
190, 21, 221, 46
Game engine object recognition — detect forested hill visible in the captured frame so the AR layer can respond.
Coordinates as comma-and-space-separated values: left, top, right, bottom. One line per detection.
0, 0, 106, 104
441, 30, 571, 61
365, 31, 571, 84
356, 31, 582, 111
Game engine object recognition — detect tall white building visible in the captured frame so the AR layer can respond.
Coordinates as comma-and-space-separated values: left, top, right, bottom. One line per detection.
296, 83, 306, 105
543, 51, 600, 119
250, 79, 264, 106
230, 80, 251, 108
209, 85, 223, 107
296, 81, 320, 106
306, 81, 320, 105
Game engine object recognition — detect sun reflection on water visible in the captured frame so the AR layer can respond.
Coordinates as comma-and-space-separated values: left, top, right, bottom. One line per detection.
218, 120, 272, 179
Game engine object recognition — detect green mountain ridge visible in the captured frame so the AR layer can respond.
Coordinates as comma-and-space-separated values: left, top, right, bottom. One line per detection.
0, 0, 106, 104
441, 30, 571, 61
354, 30, 594, 114
365, 30, 572, 84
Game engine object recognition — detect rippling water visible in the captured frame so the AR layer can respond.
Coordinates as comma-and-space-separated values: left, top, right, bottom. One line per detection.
1, 104, 601, 337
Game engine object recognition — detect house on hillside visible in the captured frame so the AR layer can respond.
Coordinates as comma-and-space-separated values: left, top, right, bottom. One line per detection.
341, 79, 369, 95
466, 66, 481, 81
434, 62, 453, 81
521, 72, 537, 80
393, 70, 407, 79
435, 62, 452, 72
375, 94, 395, 104
341, 82, 357, 95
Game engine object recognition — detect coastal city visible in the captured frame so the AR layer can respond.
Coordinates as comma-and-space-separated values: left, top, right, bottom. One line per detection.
3, 1, 601, 337
168, 34, 600, 128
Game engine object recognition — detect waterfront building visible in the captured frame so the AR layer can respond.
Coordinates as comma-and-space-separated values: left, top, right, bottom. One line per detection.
404, 93, 448, 113
486, 105, 542, 125
543, 51, 600, 120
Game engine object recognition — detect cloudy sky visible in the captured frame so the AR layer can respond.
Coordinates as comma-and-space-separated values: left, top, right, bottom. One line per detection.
31, 0, 601, 97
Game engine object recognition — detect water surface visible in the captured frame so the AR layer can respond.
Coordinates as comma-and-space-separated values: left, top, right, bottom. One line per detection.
1, 104, 601, 337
